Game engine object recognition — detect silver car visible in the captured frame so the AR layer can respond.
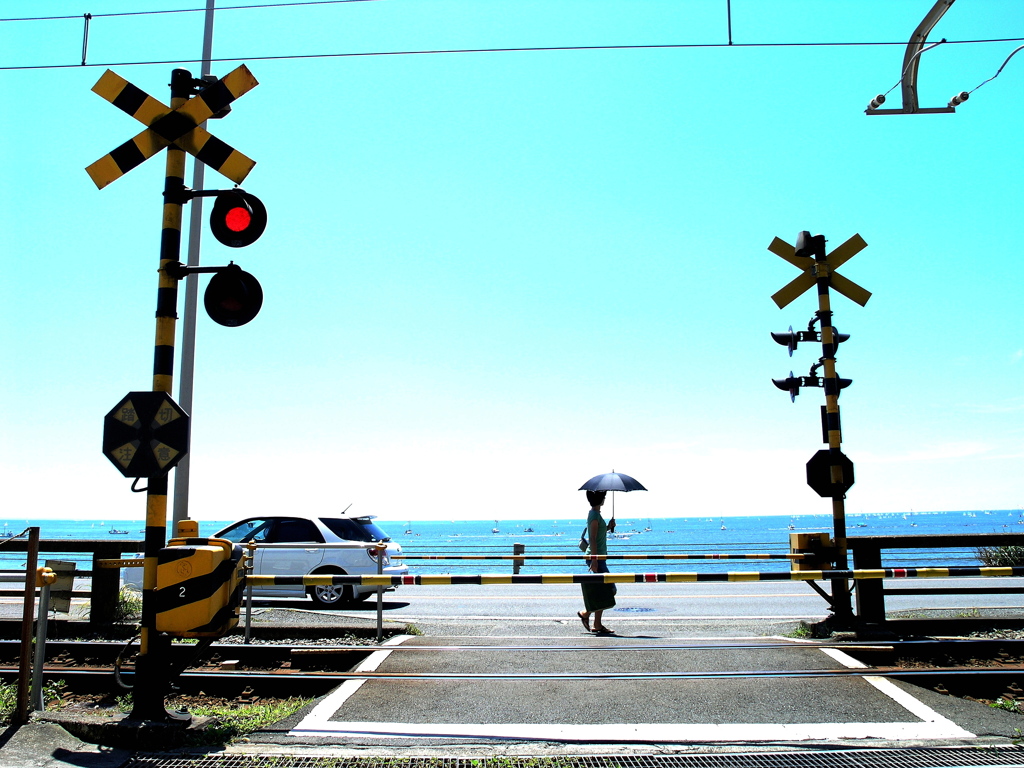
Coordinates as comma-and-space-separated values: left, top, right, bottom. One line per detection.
213, 512, 408, 608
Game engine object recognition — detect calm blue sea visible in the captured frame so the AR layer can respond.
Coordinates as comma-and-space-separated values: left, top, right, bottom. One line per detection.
3, 509, 1022, 574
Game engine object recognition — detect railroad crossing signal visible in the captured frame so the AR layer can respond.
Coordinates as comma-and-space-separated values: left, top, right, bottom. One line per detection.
86, 65, 259, 190
768, 233, 872, 309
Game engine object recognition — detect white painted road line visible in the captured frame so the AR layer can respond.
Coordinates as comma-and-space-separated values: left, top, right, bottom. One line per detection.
820, 646, 974, 740
296, 634, 411, 732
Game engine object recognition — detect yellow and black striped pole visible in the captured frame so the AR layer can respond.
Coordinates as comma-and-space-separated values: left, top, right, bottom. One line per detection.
811, 251, 853, 623
132, 68, 193, 723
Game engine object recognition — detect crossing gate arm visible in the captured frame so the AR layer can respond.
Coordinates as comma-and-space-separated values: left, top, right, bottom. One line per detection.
243, 566, 1024, 588
97, 558, 146, 568
393, 553, 802, 560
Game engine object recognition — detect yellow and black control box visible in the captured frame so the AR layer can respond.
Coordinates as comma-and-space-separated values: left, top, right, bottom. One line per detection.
789, 531, 835, 572
154, 537, 244, 638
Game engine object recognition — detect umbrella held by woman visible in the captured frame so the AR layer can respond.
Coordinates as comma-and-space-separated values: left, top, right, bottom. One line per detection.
577, 490, 617, 634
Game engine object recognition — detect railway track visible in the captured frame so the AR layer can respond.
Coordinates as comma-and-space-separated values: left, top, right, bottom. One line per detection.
3, 638, 1023, 701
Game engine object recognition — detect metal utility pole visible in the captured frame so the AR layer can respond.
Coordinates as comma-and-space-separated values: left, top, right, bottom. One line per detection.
174, 0, 218, 526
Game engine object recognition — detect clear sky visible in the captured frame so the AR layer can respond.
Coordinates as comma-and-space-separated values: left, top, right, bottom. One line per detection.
1, 1, 1022, 526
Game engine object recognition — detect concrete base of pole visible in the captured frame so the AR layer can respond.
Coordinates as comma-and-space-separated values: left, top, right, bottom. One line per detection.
127, 637, 193, 724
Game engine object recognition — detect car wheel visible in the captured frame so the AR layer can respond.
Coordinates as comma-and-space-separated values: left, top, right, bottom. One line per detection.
307, 572, 352, 609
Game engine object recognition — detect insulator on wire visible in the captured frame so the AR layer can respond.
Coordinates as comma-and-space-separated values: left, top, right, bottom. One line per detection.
948, 91, 969, 107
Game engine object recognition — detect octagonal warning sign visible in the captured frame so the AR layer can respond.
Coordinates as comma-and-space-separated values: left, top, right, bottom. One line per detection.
806, 449, 854, 498
103, 392, 190, 478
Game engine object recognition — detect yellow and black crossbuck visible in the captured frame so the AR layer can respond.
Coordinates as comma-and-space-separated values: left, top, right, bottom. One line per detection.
86, 65, 259, 189
768, 233, 871, 309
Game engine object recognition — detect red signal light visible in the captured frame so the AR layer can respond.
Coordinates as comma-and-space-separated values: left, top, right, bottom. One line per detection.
224, 205, 251, 233
210, 191, 266, 247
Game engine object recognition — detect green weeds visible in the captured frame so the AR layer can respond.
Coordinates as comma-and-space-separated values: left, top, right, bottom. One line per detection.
0, 679, 68, 724
989, 698, 1024, 714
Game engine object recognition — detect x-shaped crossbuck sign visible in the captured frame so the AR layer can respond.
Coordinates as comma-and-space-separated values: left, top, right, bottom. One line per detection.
768, 233, 872, 309
86, 65, 258, 190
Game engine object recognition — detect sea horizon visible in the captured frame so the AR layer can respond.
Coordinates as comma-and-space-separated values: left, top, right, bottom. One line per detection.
4, 507, 1021, 527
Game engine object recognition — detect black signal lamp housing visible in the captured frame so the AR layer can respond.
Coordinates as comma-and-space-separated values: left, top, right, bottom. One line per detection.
204, 263, 263, 326
210, 190, 267, 248
772, 372, 801, 403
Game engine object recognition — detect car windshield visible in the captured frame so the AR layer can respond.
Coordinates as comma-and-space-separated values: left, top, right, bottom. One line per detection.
216, 518, 274, 543
320, 517, 391, 542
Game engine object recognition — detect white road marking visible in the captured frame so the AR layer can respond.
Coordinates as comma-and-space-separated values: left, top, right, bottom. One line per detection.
296, 634, 410, 730
290, 636, 976, 743
819, 646, 974, 739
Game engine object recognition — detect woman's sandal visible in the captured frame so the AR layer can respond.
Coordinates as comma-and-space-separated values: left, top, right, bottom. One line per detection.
593, 626, 615, 635
577, 611, 591, 631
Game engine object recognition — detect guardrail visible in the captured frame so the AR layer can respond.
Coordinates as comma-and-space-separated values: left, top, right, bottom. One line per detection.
849, 533, 1024, 623
0, 538, 142, 626
5, 533, 1022, 628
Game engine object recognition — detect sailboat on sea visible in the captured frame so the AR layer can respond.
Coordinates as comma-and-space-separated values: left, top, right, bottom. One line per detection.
492, 520, 500, 533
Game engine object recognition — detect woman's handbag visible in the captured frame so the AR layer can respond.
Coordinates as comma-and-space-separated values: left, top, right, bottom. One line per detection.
578, 528, 588, 551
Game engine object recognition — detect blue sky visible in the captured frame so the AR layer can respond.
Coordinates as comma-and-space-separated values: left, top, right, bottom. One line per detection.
1, 1, 1022, 526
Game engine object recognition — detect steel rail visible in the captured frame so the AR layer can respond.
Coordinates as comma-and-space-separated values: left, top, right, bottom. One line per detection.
7, 665, 1024, 682
275, 638, 1024, 652
8, 637, 1024, 657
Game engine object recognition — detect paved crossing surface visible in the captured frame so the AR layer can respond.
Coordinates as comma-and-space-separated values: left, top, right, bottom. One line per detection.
282, 634, 979, 745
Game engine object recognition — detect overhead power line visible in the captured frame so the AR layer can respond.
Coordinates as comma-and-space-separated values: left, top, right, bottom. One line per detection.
2, 36, 1024, 73
0, 0, 383, 23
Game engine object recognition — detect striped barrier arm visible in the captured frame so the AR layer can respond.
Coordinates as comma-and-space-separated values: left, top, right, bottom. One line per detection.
395, 553, 802, 560
245, 566, 1024, 588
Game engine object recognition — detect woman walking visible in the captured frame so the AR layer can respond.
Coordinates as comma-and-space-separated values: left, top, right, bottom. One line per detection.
577, 489, 616, 634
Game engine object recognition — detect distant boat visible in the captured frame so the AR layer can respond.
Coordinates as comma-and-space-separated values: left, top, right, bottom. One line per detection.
405, 521, 413, 535
492, 520, 500, 533
108, 528, 130, 535
524, 527, 534, 533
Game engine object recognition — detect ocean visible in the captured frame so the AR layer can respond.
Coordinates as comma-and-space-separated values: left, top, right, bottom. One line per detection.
3, 508, 1022, 575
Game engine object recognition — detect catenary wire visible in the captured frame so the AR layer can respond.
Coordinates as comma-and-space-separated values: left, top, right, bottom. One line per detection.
0, 0, 384, 22
878, 38, 946, 98
967, 43, 1024, 94
2, 37, 1024, 72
